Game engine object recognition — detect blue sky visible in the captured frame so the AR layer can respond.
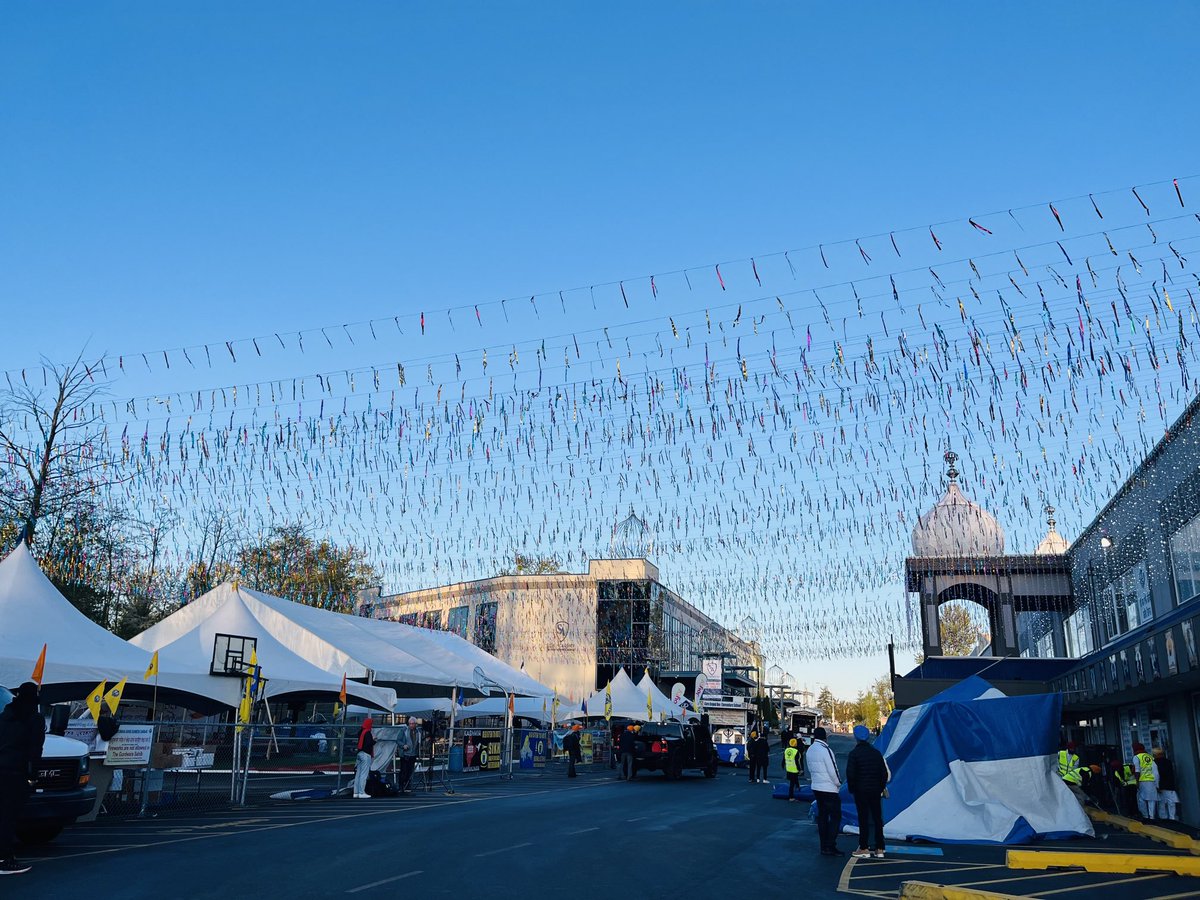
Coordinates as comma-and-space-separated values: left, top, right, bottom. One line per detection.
2, 2, 1199, 697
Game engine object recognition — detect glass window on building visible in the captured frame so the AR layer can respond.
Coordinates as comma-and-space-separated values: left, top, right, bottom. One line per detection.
1064, 605, 1094, 658
1171, 512, 1200, 605
446, 605, 469, 638
596, 580, 653, 688
1098, 562, 1151, 645
419, 609, 442, 631
397, 612, 418, 626
474, 601, 498, 652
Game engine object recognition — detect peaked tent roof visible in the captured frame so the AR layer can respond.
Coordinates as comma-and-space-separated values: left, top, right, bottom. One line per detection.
635, 671, 686, 719
129, 582, 396, 709
0, 543, 234, 708
456, 695, 559, 721
567, 668, 658, 720
132, 581, 551, 698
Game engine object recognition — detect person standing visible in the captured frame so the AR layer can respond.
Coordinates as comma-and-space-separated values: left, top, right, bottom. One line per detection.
352, 717, 374, 799
807, 726, 843, 857
618, 725, 636, 780
1132, 742, 1159, 819
1153, 747, 1178, 820
752, 731, 770, 784
783, 738, 801, 801
1111, 758, 1137, 818
563, 725, 582, 778
78, 713, 120, 823
846, 725, 889, 859
747, 731, 761, 783
0, 683, 45, 875
398, 717, 420, 793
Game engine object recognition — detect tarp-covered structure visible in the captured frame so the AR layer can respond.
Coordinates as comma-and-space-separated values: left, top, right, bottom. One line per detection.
0, 543, 238, 709
132, 581, 551, 701
841, 677, 1093, 843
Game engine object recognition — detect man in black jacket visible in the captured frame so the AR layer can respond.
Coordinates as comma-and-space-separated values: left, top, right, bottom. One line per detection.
845, 724, 889, 859
0, 683, 45, 876
618, 725, 636, 780
563, 725, 582, 778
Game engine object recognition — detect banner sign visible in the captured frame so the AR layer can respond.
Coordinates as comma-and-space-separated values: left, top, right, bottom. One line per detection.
104, 724, 156, 766
517, 730, 549, 770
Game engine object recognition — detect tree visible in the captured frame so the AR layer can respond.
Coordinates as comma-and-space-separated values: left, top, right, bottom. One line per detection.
871, 675, 895, 720
498, 553, 563, 575
817, 686, 835, 722
0, 356, 117, 546
238, 523, 378, 612
914, 603, 984, 663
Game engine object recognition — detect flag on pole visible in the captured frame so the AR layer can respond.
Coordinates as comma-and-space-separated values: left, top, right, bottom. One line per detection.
339, 674, 347, 706
144, 650, 159, 680
604, 681, 612, 721
647, 687, 653, 722
86, 681, 107, 723
104, 678, 127, 715
508, 693, 515, 718
541, 696, 547, 722
581, 697, 588, 717
247, 648, 261, 700
30, 644, 46, 685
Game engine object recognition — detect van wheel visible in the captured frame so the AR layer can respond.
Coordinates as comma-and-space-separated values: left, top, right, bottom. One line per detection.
16, 823, 63, 845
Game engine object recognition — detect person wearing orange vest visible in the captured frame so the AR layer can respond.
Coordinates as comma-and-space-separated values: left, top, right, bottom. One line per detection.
1131, 742, 1159, 819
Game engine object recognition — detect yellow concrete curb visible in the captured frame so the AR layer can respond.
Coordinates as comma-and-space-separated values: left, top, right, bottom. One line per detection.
1007, 848, 1200, 876
899, 881, 1022, 899
1086, 810, 1200, 854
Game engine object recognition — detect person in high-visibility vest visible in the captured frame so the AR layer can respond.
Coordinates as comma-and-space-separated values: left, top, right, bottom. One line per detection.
1132, 742, 1159, 819
1110, 759, 1137, 817
783, 738, 801, 802
1057, 742, 1087, 809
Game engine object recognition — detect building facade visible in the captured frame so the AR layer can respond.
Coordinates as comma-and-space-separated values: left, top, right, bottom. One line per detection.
365, 557, 762, 703
900, 398, 1200, 824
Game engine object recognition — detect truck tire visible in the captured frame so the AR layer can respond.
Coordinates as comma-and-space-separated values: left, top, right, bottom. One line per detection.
16, 823, 63, 845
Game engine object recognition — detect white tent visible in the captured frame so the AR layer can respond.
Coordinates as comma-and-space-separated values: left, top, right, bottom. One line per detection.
566, 668, 658, 720
635, 671, 687, 719
0, 543, 231, 708
130, 582, 396, 709
133, 581, 552, 700
456, 695, 561, 722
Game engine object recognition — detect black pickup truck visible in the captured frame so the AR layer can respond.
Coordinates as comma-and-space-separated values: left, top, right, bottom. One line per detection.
630, 721, 717, 779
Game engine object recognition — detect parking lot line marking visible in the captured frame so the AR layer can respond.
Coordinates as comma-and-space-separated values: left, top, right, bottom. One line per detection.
345, 870, 423, 893
1027, 873, 1170, 895
566, 827, 599, 835
852, 864, 1004, 881
1007, 849, 1200, 876
898, 882, 1023, 899
1146, 891, 1200, 899
474, 842, 532, 858
952, 870, 1085, 888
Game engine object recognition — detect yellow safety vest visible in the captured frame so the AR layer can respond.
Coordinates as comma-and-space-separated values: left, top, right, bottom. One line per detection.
1115, 765, 1135, 786
1057, 750, 1080, 783
784, 747, 799, 774
1136, 752, 1156, 782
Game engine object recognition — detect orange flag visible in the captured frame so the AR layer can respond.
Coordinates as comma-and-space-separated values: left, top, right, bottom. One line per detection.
339, 674, 347, 705
30, 644, 46, 685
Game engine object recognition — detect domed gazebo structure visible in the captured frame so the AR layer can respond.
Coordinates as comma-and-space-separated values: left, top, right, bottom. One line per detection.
610, 509, 655, 560
905, 452, 1072, 663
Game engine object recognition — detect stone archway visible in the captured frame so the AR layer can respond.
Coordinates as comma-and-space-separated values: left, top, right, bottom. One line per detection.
916, 575, 1020, 660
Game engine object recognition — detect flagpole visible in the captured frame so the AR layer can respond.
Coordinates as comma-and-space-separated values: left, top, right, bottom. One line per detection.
152, 670, 159, 723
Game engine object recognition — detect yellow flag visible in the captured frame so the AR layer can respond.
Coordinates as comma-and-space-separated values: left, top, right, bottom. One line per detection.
604, 681, 612, 721
86, 681, 107, 723
647, 687, 653, 722
104, 678, 127, 715
144, 650, 159, 680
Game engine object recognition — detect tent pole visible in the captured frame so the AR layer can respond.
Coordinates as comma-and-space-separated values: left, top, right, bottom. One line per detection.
444, 688, 456, 795
335, 702, 346, 794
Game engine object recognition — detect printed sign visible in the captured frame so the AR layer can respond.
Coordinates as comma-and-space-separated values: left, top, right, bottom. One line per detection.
104, 724, 156, 766
517, 730, 548, 770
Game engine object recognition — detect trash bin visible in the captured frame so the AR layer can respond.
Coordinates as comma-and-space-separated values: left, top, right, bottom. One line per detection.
449, 744, 463, 773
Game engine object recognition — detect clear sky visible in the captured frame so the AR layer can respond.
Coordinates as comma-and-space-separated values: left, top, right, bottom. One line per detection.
3, 2, 1200, 698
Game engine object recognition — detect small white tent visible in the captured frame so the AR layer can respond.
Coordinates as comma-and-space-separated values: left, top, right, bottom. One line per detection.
130, 583, 397, 709
636, 671, 686, 719
567, 668, 657, 720
0, 543, 230, 708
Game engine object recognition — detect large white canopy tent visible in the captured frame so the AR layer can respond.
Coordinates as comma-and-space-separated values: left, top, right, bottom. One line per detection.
129, 582, 397, 709
456, 695, 562, 722
0, 543, 238, 710
132, 581, 552, 700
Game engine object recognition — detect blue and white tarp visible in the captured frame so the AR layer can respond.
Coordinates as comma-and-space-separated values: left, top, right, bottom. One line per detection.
842, 677, 1093, 843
